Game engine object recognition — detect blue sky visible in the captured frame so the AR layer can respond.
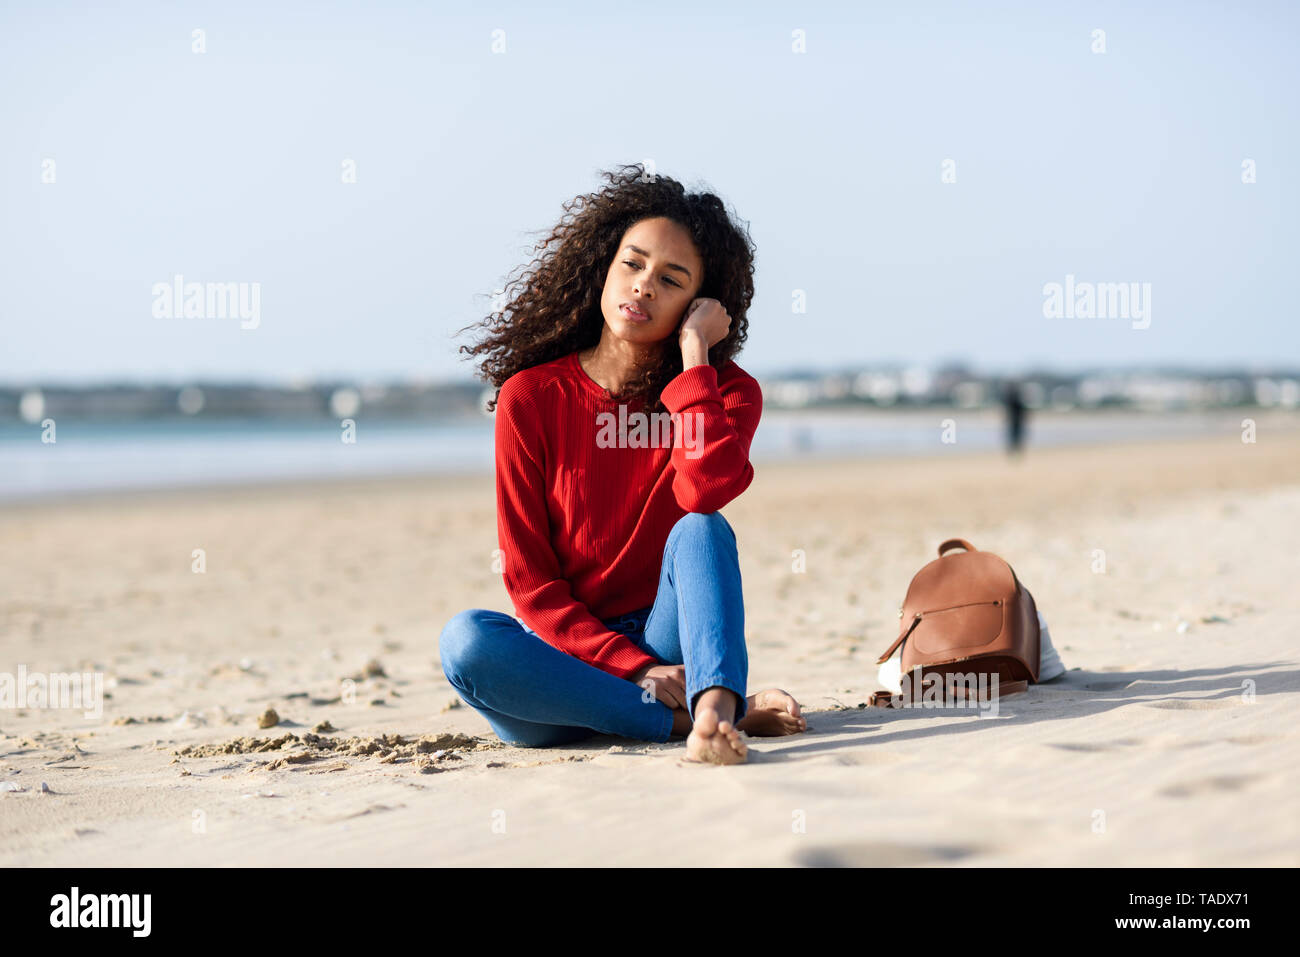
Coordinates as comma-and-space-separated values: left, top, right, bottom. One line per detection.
2, 0, 1296, 385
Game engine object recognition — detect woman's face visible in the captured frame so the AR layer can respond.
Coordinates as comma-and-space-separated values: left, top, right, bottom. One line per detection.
599, 216, 704, 349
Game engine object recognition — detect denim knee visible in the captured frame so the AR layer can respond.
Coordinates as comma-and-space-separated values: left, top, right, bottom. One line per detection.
438, 608, 501, 685
669, 510, 734, 544
676, 509, 738, 553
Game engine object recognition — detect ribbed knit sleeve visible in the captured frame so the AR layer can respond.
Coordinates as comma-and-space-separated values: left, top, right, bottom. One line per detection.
494, 377, 660, 680
660, 363, 763, 513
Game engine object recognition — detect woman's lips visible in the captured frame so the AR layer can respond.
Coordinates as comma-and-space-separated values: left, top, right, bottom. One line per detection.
621, 304, 650, 322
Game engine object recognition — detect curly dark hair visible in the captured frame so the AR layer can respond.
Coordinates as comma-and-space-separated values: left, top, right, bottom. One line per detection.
455, 163, 756, 416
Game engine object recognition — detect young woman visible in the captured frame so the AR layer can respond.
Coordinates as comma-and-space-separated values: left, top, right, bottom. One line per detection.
440, 165, 805, 765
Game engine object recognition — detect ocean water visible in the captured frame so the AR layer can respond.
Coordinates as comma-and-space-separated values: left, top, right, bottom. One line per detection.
0, 409, 1251, 502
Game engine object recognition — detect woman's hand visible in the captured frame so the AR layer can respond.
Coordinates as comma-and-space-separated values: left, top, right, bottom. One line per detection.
679, 298, 731, 351
629, 663, 688, 710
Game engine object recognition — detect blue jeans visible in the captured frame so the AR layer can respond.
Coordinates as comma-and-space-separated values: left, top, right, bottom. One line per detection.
438, 511, 749, 747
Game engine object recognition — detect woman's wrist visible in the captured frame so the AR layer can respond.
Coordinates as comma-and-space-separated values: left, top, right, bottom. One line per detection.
679, 332, 710, 370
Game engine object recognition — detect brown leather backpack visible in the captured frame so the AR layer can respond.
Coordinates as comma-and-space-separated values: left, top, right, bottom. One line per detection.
870, 538, 1040, 708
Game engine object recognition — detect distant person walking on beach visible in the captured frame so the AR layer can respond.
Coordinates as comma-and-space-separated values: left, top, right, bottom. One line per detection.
440, 164, 805, 765
1003, 380, 1028, 457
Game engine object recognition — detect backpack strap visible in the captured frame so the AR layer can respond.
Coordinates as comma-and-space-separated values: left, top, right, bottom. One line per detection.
938, 538, 977, 556
875, 614, 922, 665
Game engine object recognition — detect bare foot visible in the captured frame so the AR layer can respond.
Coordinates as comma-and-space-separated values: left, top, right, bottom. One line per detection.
735, 688, 806, 737
684, 706, 747, 765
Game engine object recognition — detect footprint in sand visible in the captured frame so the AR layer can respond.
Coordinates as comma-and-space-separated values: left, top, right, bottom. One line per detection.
1082, 681, 1132, 692
830, 751, 910, 766
1143, 698, 1239, 711
326, 803, 405, 823
793, 841, 986, 867
1157, 774, 1259, 799
1224, 734, 1281, 746
1047, 738, 1143, 753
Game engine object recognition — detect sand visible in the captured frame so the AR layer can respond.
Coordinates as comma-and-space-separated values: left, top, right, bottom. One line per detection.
2, 413, 1298, 866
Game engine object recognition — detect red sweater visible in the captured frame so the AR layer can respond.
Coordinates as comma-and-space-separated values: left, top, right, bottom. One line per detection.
494, 350, 763, 680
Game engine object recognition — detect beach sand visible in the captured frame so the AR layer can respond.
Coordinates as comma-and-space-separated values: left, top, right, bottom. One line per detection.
2, 415, 1298, 866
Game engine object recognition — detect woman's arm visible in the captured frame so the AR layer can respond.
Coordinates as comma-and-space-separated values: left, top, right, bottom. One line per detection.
660, 358, 763, 514
494, 377, 660, 680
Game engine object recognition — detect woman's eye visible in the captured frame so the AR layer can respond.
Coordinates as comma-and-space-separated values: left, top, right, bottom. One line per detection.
623, 261, 680, 287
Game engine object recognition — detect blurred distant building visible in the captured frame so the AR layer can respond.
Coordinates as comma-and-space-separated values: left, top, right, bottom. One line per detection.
1, 366, 1295, 422
755, 365, 1298, 412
